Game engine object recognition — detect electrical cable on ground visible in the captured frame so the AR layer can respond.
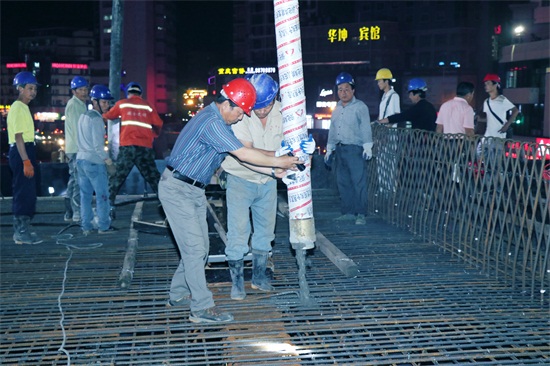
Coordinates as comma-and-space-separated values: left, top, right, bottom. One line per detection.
53, 223, 104, 366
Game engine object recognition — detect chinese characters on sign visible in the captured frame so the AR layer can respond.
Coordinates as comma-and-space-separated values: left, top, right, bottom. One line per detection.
217, 66, 277, 76
328, 26, 381, 43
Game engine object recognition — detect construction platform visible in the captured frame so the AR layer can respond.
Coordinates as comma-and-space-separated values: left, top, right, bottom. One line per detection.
1, 190, 548, 365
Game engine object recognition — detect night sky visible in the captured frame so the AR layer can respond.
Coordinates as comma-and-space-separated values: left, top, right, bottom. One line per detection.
0, 0, 233, 87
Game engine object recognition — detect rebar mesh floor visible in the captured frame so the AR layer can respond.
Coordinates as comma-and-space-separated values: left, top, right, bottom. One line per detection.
1, 191, 548, 365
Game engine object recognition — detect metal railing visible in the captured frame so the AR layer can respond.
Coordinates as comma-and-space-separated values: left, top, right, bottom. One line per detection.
368, 124, 549, 301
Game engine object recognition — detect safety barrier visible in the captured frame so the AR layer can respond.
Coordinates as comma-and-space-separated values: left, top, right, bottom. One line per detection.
369, 124, 549, 301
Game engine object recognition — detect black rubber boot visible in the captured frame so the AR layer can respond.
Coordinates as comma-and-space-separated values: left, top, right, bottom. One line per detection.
251, 251, 274, 292
13, 216, 42, 245
228, 260, 246, 300
64, 197, 73, 221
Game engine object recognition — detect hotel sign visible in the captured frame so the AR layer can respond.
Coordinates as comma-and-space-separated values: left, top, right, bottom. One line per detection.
328, 26, 381, 43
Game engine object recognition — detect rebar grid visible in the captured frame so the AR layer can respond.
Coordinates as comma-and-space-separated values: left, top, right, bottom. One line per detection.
370, 125, 549, 300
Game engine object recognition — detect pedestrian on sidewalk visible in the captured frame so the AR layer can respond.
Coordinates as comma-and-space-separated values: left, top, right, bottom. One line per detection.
102, 82, 164, 220
77, 85, 117, 235
8, 72, 43, 245
160, 78, 300, 324
63, 76, 89, 222
221, 73, 316, 301
325, 72, 373, 225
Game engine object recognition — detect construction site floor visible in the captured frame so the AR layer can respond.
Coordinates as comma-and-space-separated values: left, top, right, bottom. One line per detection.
0, 190, 548, 365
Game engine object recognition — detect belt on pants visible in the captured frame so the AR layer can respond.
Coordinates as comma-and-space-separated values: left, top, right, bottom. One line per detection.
167, 166, 206, 189
10, 142, 35, 147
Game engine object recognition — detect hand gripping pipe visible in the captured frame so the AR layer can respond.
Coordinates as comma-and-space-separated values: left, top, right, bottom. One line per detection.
274, 0, 316, 250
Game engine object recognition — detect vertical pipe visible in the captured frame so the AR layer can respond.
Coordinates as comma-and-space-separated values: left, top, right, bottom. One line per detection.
108, 0, 124, 159
273, 0, 316, 251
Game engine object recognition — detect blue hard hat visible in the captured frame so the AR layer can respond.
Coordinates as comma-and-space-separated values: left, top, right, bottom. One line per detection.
13, 71, 40, 86
71, 76, 89, 89
407, 78, 428, 92
126, 82, 142, 95
335, 72, 355, 86
248, 74, 279, 109
90, 85, 114, 100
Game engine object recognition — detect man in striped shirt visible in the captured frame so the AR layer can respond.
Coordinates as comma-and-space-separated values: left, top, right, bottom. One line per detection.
160, 78, 300, 324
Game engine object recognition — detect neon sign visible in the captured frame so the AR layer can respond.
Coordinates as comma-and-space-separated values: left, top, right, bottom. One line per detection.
328, 26, 381, 43
51, 63, 88, 69
6, 63, 27, 69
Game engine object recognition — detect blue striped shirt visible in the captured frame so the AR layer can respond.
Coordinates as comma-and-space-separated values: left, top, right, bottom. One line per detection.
167, 103, 243, 184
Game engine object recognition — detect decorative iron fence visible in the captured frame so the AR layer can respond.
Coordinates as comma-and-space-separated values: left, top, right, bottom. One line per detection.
368, 124, 549, 301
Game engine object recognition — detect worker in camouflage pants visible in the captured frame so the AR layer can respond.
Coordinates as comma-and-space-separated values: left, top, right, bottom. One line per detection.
102, 82, 163, 219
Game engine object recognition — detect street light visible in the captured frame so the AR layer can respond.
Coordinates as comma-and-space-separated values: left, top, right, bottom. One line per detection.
514, 25, 525, 43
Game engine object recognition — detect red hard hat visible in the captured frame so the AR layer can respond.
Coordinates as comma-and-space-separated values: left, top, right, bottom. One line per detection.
483, 73, 501, 83
222, 78, 257, 116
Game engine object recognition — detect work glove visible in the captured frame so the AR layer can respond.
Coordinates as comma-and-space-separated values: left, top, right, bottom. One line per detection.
23, 159, 34, 178
275, 140, 293, 157
362, 142, 373, 160
299, 134, 316, 154
324, 144, 335, 164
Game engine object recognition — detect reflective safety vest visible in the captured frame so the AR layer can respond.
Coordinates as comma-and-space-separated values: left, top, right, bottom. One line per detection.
103, 95, 163, 148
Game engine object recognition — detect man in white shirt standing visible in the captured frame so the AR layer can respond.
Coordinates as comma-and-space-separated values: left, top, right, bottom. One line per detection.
374, 68, 400, 193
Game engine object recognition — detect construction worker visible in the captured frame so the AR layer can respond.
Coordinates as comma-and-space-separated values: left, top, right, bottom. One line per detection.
77, 85, 117, 235
325, 72, 373, 225
160, 78, 300, 323
63, 76, 89, 222
378, 78, 437, 131
8, 71, 43, 245
221, 74, 315, 300
374, 68, 401, 193
102, 82, 163, 220
482, 73, 519, 139
375, 68, 400, 125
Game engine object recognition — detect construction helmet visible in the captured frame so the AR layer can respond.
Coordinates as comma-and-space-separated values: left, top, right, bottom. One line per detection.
375, 68, 393, 80
483, 73, 501, 83
126, 82, 142, 96
407, 78, 428, 92
90, 85, 114, 101
222, 78, 257, 116
248, 73, 279, 109
13, 71, 40, 86
335, 72, 355, 86
70, 76, 89, 89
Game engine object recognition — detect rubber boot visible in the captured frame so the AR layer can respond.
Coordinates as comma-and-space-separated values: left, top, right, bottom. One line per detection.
251, 251, 274, 292
13, 216, 42, 245
228, 260, 246, 300
64, 197, 73, 221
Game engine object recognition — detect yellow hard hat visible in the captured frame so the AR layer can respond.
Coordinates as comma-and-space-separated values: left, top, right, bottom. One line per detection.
375, 68, 393, 80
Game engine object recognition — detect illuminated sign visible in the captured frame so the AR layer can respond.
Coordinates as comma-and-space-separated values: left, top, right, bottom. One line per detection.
6, 63, 27, 69
217, 66, 277, 76
328, 26, 381, 43
51, 63, 88, 69
316, 101, 337, 109
319, 89, 333, 97
34, 112, 60, 122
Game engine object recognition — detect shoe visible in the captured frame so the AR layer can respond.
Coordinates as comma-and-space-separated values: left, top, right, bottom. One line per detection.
189, 306, 233, 323
98, 226, 118, 234
109, 207, 116, 221
82, 230, 94, 236
334, 214, 355, 221
166, 295, 191, 308
355, 214, 366, 225
64, 211, 73, 222
72, 213, 81, 222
